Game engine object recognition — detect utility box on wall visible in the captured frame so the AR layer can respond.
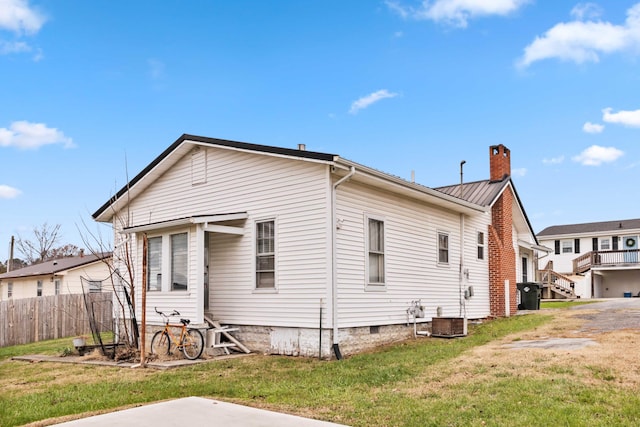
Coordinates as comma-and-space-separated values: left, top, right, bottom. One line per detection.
431, 317, 468, 338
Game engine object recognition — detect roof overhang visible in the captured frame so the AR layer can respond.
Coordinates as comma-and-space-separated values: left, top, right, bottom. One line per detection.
334, 159, 488, 216
121, 213, 248, 234
518, 239, 552, 253
93, 135, 336, 223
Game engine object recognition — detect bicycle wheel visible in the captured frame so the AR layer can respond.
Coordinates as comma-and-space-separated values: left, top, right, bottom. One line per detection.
181, 329, 204, 360
150, 331, 170, 356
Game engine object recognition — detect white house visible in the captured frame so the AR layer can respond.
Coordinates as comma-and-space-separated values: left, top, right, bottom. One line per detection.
0, 253, 112, 301
93, 135, 541, 357
537, 219, 640, 299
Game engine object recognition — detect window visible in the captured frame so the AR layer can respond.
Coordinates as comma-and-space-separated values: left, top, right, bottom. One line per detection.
438, 232, 449, 264
54, 279, 60, 295
477, 232, 485, 260
147, 236, 162, 291
171, 233, 188, 291
37, 280, 43, 297
367, 218, 385, 285
522, 257, 528, 282
600, 238, 610, 251
562, 240, 573, 254
256, 220, 275, 289
7, 282, 13, 299
145, 232, 189, 292
88, 280, 102, 293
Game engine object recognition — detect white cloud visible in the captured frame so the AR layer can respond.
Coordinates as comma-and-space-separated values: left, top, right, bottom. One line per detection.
583, 121, 604, 133
518, 3, 640, 68
602, 107, 640, 127
570, 3, 603, 21
386, 0, 530, 28
0, 0, 46, 34
572, 145, 623, 166
0, 184, 21, 199
349, 89, 398, 114
0, 39, 29, 54
0, 121, 74, 149
511, 167, 527, 177
543, 155, 565, 165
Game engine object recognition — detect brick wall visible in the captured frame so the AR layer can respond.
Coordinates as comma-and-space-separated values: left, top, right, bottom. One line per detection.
487, 144, 517, 317
488, 185, 517, 317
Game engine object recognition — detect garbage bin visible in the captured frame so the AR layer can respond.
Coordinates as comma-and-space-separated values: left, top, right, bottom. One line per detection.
517, 282, 541, 310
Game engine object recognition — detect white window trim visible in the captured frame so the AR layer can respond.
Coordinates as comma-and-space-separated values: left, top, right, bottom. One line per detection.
145, 229, 190, 293
437, 231, 450, 266
561, 240, 573, 254
253, 217, 278, 292
600, 238, 611, 251
365, 213, 386, 291
477, 231, 485, 261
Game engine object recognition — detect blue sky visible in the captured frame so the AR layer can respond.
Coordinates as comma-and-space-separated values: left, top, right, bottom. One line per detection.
1, 0, 639, 262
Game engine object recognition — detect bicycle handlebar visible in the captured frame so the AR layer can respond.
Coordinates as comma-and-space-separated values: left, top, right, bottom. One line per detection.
154, 307, 180, 317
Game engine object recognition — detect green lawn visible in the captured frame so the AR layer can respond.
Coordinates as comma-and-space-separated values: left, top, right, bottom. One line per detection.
1, 313, 639, 426
540, 300, 598, 309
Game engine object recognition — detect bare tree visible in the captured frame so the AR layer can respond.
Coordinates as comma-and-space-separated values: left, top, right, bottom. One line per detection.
49, 243, 82, 259
16, 223, 62, 264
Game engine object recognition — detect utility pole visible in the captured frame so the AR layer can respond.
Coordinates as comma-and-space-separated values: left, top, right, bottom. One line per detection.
8, 235, 15, 272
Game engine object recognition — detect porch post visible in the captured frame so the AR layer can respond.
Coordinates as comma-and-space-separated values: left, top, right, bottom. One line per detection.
195, 224, 205, 323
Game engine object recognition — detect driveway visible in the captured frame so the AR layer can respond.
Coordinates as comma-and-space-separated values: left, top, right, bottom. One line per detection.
53, 397, 347, 427
569, 297, 640, 332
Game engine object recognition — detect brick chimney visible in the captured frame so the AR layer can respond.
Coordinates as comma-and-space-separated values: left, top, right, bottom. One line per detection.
487, 144, 517, 317
489, 144, 511, 182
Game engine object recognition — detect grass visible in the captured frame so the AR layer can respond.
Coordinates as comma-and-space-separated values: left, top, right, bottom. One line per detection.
540, 300, 598, 309
1, 313, 639, 426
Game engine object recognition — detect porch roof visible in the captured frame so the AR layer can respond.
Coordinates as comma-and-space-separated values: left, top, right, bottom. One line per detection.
121, 212, 248, 234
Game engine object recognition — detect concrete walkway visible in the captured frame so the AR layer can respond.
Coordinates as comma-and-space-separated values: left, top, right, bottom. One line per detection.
53, 396, 347, 427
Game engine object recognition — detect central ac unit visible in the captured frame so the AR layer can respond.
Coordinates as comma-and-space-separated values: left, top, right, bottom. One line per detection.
431, 317, 468, 338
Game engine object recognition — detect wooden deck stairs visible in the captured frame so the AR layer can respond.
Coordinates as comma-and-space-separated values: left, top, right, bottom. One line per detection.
203, 315, 251, 355
539, 261, 577, 299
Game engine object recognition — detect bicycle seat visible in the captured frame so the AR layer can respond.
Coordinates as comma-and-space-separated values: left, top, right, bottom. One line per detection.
180, 318, 190, 326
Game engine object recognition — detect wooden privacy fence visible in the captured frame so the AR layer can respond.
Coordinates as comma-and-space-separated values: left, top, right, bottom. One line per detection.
0, 293, 114, 347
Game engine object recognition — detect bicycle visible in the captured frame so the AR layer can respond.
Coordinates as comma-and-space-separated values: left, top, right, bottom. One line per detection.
150, 307, 204, 360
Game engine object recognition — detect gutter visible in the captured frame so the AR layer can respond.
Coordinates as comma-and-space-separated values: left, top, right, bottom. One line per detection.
331, 165, 356, 360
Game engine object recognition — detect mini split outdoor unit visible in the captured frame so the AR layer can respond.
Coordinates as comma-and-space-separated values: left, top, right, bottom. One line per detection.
431, 317, 468, 338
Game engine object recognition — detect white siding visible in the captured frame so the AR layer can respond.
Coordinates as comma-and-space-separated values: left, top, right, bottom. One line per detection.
334, 181, 490, 328
123, 147, 331, 327
0, 262, 111, 300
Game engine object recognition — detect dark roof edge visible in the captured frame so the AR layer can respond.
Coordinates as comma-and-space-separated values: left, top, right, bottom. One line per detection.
506, 179, 539, 245
92, 134, 337, 219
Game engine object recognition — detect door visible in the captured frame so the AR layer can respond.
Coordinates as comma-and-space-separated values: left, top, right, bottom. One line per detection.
624, 236, 638, 263
521, 256, 529, 282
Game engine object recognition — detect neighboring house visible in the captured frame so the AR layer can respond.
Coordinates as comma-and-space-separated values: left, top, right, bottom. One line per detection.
537, 219, 640, 299
0, 252, 112, 301
92, 135, 542, 357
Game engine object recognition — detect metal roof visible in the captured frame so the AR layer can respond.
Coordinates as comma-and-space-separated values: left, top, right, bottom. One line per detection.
0, 253, 111, 280
537, 218, 640, 237
434, 179, 509, 207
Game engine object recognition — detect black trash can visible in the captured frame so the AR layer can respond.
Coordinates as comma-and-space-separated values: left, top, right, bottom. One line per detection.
517, 282, 541, 310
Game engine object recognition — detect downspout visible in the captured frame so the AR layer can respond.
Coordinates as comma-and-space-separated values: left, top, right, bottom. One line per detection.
331, 165, 356, 360
459, 213, 465, 317
459, 160, 466, 318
